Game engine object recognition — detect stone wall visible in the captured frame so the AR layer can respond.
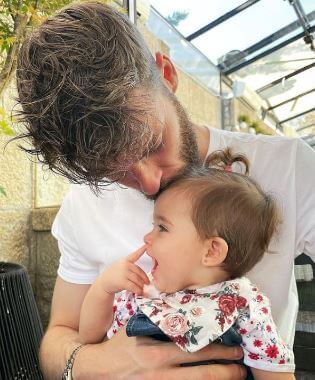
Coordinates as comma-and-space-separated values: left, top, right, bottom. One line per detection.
31, 207, 59, 327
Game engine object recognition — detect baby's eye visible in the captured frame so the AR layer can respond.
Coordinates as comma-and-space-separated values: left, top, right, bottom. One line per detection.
158, 224, 168, 232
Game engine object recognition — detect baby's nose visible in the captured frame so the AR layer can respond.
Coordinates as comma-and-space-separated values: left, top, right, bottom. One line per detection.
144, 231, 153, 245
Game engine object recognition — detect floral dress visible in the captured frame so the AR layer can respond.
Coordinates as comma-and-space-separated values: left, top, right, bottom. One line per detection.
107, 276, 295, 373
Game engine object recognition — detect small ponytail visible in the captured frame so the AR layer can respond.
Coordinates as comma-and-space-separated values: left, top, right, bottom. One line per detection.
205, 148, 249, 174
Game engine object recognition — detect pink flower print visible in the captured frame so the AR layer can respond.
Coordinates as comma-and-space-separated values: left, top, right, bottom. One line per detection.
253, 339, 262, 347
218, 295, 236, 315
113, 305, 117, 313
236, 296, 247, 309
231, 283, 240, 291
128, 309, 135, 316
266, 325, 272, 333
149, 306, 160, 317
217, 315, 225, 331
279, 359, 285, 364
180, 294, 193, 304
189, 306, 204, 317
239, 328, 248, 335
256, 295, 263, 302
252, 287, 257, 292
172, 335, 189, 348
261, 307, 268, 314
115, 316, 124, 328
248, 352, 259, 360
160, 313, 190, 337
126, 303, 132, 310
265, 344, 279, 359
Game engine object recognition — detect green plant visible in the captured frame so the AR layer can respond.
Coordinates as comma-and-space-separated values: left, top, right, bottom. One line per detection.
249, 121, 259, 130
0, 0, 79, 99
0, 106, 15, 196
238, 114, 250, 124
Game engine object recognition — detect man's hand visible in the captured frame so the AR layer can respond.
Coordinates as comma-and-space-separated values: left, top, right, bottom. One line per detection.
73, 327, 247, 380
100, 244, 150, 295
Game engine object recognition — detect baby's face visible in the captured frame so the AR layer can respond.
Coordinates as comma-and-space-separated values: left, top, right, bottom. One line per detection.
144, 188, 208, 293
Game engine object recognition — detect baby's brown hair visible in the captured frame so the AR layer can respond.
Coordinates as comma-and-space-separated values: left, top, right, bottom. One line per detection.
163, 149, 281, 279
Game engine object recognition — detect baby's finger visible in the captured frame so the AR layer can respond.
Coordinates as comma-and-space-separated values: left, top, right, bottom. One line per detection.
125, 280, 144, 295
126, 245, 148, 263
130, 263, 150, 284
127, 272, 147, 293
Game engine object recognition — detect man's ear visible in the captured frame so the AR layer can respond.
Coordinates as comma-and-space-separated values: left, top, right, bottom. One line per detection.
202, 237, 228, 267
155, 52, 178, 93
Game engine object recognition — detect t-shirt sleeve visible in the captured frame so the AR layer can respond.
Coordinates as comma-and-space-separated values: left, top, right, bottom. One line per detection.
295, 139, 315, 261
237, 290, 295, 373
52, 186, 100, 284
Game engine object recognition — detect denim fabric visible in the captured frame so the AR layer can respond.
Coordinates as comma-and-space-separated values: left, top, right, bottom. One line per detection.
126, 311, 254, 380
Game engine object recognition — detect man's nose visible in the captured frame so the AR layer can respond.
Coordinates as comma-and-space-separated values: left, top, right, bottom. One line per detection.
132, 161, 163, 195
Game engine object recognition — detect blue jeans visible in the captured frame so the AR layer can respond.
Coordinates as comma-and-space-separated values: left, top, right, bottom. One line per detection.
126, 311, 253, 379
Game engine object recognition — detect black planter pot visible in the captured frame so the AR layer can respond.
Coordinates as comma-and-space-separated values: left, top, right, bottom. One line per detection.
0, 262, 44, 379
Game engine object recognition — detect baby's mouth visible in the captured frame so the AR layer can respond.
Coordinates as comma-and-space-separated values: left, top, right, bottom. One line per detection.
151, 257, 158, 274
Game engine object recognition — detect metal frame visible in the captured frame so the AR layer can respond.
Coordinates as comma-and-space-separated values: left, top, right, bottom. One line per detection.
257, 61, 315, 94
223, 25, 315, 75
278, 106, 315, 125
267, 88, 315, 111
218, 10, 315, 72
289, 0, 314, 49
186, 0, 260, 42
296, 123, 315, 132
123, 0, 137, 24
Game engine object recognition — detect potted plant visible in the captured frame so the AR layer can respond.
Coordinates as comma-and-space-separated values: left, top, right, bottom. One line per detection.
238, 115, 250, 132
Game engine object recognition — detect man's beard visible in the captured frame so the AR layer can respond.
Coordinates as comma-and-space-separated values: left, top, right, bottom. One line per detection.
145, 94, 201, 200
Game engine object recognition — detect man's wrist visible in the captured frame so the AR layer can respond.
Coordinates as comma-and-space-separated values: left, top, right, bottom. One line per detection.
62, 344, 87, 380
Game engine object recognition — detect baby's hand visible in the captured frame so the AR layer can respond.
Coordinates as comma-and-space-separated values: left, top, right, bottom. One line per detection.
99, 245, 150, 295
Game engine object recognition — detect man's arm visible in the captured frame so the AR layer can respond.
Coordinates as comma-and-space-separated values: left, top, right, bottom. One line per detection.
251, 368, 295, 380
39, 277, 89, 378
40, 276, 247, 380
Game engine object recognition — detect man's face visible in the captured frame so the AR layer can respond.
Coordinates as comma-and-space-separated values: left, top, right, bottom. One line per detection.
118, 90, 199, 196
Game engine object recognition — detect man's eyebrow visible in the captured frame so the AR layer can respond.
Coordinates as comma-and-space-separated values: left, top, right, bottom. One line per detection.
154, 214, 173, 226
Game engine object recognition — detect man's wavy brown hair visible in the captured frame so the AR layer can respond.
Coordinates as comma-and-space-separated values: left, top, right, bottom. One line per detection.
16, 2, 164, 189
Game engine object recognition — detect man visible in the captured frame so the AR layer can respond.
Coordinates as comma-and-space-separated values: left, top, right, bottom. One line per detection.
16, 2, 315, 379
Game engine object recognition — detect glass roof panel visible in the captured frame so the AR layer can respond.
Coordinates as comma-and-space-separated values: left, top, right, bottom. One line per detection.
272, 92, 315, 122
183, 0, 298, 64
146, 7, 220, 95
151, 0, 315, 66
259, 66, 315, 106
300, 0, 315, 14
150, 0, 245, 38
148, 0, 315, 140
282, 110, 315, 131
230, 37, 315, 91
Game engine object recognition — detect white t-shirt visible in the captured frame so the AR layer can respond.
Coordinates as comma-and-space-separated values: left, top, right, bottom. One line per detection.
52, 127, 315, 348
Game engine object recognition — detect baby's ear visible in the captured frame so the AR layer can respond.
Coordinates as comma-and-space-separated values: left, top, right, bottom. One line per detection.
202, 237, 228, 267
